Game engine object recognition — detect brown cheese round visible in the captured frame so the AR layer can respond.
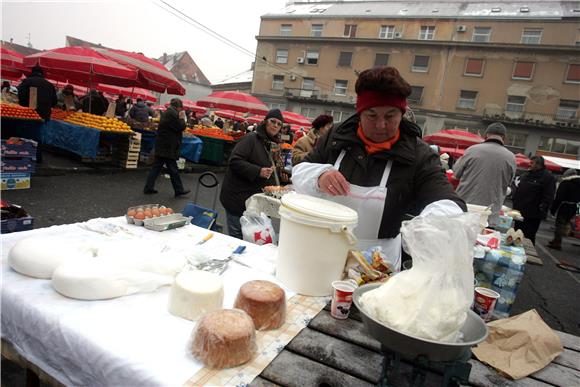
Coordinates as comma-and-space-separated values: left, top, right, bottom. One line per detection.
234, 280, 286, 330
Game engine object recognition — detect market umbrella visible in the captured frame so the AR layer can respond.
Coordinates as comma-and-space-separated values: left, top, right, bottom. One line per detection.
214, 109, 246, 122
196, 91, 268, 115
438, 146, 465, 159
164, 99, 207, 114
423, 129, 484, 149
281, 111, 312, 126
246, 115, 265, 124
515, 153, 562, 172
96, 84, 157, 103
47, 79, 88, 96
23, 47, 138, 88
95, 48, 185, 95
151, 105, 166, 111
1, 47, 28, 80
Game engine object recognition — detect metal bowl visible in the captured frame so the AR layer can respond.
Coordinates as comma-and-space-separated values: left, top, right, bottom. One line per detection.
353, 283, 488, 362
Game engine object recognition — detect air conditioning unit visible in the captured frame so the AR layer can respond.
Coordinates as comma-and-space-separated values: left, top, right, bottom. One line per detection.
297, 57, 305, 64
290, 75, 297, 81
456, 25, 467, 32
394, 32, 403, 39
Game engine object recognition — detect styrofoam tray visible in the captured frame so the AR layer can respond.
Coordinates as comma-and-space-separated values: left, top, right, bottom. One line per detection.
143, 214, 191, 232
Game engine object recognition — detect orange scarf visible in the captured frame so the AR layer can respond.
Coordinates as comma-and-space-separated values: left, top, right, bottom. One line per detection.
357, 124, 400, 154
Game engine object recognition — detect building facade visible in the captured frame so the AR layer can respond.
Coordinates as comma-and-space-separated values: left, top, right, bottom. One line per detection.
252, 1, 580, 158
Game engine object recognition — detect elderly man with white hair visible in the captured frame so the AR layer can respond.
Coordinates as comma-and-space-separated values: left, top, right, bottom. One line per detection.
453, 122, 517, 226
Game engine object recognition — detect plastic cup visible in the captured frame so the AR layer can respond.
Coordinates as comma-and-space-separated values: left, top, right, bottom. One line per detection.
330, 280, 357, 320
473, 287, 500, 322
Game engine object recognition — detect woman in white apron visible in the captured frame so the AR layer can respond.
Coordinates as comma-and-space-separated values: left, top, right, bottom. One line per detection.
292, 66, 465, 270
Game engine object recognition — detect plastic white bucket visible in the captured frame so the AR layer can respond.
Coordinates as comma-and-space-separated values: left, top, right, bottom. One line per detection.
276, 194, 358, 296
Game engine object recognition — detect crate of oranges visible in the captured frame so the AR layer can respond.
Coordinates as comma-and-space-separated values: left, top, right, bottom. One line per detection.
0, 103, 42, 121
126, 204, 175, 226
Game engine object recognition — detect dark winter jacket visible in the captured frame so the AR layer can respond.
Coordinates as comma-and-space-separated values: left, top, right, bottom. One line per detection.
301, 114, 466, 238
129, 101, 154, 122
18, 73, 57, 120
220, 123, 280, 216
154, 106, 186, 159
81, 91, 109, 116
513, 168, 556, 220
550, 175, 580, 219
115, 99, 128, 117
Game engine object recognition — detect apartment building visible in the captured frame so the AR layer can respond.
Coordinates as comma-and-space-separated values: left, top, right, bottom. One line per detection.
252, 1, 580, 158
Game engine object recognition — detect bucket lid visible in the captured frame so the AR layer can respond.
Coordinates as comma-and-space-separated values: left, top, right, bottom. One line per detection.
281, 193, 358, 223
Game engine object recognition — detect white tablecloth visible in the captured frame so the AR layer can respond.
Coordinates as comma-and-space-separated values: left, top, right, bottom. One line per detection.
1, 217, 290, 386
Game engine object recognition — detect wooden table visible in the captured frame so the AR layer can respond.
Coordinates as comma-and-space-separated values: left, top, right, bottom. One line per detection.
252, 304, 580, 387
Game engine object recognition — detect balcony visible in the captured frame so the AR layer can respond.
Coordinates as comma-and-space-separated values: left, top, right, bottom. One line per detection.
284, 88, 356, 106
482, 107, 580, 130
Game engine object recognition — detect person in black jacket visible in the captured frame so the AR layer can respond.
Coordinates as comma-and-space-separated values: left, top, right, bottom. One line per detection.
17, 65, 57, 121
129, 98, 154, 122
81, 90, 109, 116
512, 156, 556, 245
547, 169, 580, 250
220, 108, 288, 239
143, 98, 190, 197
114, 95, 128, 117
292, 66, 466, 270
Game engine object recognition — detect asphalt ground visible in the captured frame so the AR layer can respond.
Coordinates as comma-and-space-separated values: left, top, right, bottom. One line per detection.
1, 149, 579, 385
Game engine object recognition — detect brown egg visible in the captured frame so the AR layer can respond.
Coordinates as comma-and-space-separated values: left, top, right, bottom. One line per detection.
159, 206, 167, 215
151, 208, 160, 217
134, 211, 145, 220
127, 209, 136, 217
143, 209, 152, 218
166, 208, 174, 214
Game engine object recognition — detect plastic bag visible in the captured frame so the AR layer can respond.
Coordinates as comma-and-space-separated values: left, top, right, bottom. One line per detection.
240, 211, 277, 245
344, 247, 392, 285
190, 309, 257, 369
360, 213, 480, 342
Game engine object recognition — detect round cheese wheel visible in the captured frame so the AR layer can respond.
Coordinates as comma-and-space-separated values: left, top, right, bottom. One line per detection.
190, 309, 256, 369
168, 270, 224, 321
8, 237, 93, 279
234, 280, 286, 330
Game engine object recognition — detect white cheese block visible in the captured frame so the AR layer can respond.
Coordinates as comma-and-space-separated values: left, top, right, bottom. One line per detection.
168, 270, 224, 321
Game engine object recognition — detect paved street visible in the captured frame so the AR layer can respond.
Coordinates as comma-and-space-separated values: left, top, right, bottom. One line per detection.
2, 150, 579, 337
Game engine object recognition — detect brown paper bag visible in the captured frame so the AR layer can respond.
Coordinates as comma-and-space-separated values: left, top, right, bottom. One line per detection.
472, 309, 563, 379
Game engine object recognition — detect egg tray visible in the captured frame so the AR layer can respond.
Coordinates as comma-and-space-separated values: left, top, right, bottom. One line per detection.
125, 204, 175, 226
143, 213, 192, 232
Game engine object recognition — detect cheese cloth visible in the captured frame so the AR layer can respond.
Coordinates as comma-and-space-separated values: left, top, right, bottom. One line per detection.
1, 217, 292, 386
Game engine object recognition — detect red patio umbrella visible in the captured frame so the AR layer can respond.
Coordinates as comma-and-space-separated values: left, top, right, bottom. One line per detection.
1, 47, 28, 80
214, 110, 246, 122
151, 105, 166, 111
281, 111, 312, 126
246, 115, 264, 124
515, 153, 562, 172
165, 99, 207, 114
438, 146, 465, 159
96, 84, 157, 103
95, 48, 185, 95
196, 91, 268, 115
423, 129, 484, 149
23, 47, 138, 88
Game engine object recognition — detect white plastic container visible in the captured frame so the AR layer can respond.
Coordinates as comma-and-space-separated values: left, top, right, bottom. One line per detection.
466, 204, 492, 231
276, 193, 358, 296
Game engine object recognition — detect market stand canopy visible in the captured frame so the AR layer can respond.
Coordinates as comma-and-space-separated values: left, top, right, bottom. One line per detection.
281, 111, 312, 126
214, 110, 247, 122
164, 100, 207, 114
96, 84, 157, 103
196, 91, 268, 115
1, 47, 28, 80
95, 48, 185, 95
515, 153, 562, 172
424, 129, 484, 149
23, 47, 138, 87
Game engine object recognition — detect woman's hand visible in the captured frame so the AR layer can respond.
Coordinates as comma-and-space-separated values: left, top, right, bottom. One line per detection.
318, 170, 350, 196
260, 167, 273, 179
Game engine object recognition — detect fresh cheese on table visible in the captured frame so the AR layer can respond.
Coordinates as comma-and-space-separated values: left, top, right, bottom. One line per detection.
234, 280, 286, 330
190, 309, 257, 369
168, 270, 224, 321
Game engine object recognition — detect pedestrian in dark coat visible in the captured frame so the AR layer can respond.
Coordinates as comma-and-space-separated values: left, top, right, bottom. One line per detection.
547, 169, 580, 250
81, 90, 109, 116
17, 65, 57, 121
220, 109, 287, 239
512, 156, 556, 245
115, 95, 128, 117
143, 98, 190, 197
129, 98, 154, 122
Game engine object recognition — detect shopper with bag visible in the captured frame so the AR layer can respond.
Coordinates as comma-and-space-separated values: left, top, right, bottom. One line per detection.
547, 169, 580, 250
220, 109, 289, 239
292, 66, 466, 270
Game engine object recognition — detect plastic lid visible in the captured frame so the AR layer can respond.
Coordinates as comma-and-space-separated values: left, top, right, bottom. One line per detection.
281, 193, 358, 223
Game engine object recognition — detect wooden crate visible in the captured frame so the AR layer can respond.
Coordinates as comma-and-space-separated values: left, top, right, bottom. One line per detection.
117, 159, 138, 169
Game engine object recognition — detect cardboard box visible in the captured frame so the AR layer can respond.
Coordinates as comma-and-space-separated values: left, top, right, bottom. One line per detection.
1, 215, 34, 233
1, 139, 37, 158
1, 158, 36, 173
1, 173, 31, 190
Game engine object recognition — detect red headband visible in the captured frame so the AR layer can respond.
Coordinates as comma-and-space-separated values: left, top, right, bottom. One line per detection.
356, 90, 407, 114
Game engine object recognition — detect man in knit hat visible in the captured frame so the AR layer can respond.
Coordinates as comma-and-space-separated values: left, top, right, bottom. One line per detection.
453, 122, 517, 225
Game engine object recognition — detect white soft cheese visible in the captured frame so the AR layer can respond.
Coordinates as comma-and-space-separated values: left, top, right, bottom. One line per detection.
168, 270, 224, 321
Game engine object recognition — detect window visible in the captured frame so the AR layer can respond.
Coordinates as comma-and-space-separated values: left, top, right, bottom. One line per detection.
302, 77, 315, 90
344, 24, 357, 38
419, 26, 436, 40
374, 53, 389, 67
521, 29, 542, 44
311, 24, 323, 37
325, 110, 346, 123
512, 61, 535, 80
412, 55, 430, 72
457, 90, 478, 110
272, 75, 284, 90
338, 51, 353, 67
464, 58, 484, 77
506, 95, 526, 113
334, 80, 348, 96
505, 133, 528, 150
379, 25, 395, 39
305, 50, 319, 65
276, 49, 288, 64
280, 24, 292, 36
269, 103, 286, 111
472, 27, 491, 42
408, 86, 424, 104
566, 64, 580, 83
556, 100, 579, 120
538, 137, 580, 156
301, 107, 317, 119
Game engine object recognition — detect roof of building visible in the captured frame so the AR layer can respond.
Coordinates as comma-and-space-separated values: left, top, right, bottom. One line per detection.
1, 40, 41, 56
214, 69, 254, 85
157, 51, 211, 86
65, 35, 109, 48
263, 1, 579, 20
